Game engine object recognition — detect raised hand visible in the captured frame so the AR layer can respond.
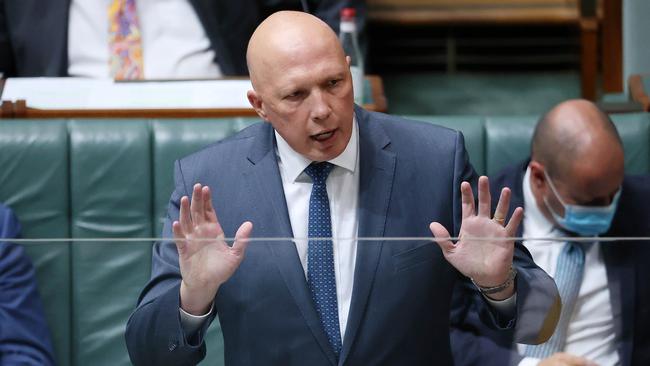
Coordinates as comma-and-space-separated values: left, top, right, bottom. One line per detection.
173, 183, 253, 315
430, 176, 523, 300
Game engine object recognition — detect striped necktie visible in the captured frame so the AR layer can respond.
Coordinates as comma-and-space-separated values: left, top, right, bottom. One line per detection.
524, 241, 586, 358
108, 0, 144, 79
304, 162, 342, 358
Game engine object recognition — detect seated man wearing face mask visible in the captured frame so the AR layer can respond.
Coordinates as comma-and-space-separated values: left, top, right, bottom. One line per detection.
451, 99, 650, 366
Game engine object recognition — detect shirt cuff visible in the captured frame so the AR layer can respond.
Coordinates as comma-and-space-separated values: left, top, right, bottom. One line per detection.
483, 292, 517, 319
518, 357, 541, 366
179, 304, 213, 338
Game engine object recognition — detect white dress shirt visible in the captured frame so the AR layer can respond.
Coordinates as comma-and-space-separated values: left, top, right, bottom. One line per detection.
68, 0, 222, 78
517, 167, 620, 366
275, 117, 360, 340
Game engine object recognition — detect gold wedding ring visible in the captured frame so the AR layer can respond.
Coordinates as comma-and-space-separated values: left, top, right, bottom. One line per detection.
493, 216, 505, 225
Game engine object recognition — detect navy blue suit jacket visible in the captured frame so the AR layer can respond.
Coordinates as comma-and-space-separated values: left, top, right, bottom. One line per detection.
451, 161, 650, 366
0, 204, 55, 366
0, 0, 365, 77
126, 108, 559, 365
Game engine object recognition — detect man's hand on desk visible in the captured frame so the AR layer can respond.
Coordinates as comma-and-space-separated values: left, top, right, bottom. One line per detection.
174, 183, 253, 316
537, 352, 598, 366
430, 176, 523, 300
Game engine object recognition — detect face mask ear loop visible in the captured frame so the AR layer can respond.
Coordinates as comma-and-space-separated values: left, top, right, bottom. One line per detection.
542, 169, 568, 219
543, 170, 568, 206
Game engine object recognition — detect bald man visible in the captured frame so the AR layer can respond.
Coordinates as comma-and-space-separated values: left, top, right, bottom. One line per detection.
451, 100, 650, 366
125, 11, 559, 365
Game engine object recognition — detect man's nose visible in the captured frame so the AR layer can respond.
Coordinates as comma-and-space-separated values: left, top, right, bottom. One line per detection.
309, 89, 332, 122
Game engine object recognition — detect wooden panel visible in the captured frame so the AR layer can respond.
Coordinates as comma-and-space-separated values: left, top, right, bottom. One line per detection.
368, 0, 580, 24
580, 18, 599, 100
1, 76, 387, 118
601, 0, 623, 92
369, 0, 576, 6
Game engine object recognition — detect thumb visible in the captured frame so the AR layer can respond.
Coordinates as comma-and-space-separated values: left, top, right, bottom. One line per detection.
232, 221, 253, 256
429, 222, 455, 254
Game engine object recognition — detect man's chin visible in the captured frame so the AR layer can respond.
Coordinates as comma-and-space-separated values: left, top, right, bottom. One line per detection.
305, 145, 345, 162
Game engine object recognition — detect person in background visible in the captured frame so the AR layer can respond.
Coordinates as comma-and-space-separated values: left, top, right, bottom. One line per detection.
0, 203, 55, 366
451, 99, 650, 366
0, 0, 365, 79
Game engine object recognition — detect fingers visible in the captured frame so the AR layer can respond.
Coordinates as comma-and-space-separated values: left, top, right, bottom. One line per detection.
429, 222, 454, 253
190, 183, 205, 225
232, 221, 254, 256
179, 195, 192, 234
460, 181, 475, 219
477, 176, 491, 217
493, 187, 511, 225
172, 221, 186, 253
505, 206, 524, 237
203, 186, 218, 222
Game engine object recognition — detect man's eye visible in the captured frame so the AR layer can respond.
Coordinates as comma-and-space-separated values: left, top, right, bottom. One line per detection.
285, 91, 302, 100
328, 79, 341, 87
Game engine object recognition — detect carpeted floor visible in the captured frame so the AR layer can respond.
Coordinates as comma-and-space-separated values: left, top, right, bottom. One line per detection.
382, 71, 581, 116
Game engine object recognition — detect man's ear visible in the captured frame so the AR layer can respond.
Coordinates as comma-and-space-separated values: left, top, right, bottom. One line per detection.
247, 90, 268, 121
529, 160, 547, 190
345, 55, 351, 67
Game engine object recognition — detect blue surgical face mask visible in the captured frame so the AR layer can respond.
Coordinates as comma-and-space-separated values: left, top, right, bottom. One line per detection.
543, 171, 621, 236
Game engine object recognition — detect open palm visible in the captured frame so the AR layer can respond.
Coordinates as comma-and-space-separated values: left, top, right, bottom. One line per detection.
173, 183, 253, 315
430, 176, 523, 295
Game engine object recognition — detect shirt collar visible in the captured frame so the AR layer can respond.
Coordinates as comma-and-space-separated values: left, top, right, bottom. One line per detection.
523, 165, 557, 237
274, 115, 359, 183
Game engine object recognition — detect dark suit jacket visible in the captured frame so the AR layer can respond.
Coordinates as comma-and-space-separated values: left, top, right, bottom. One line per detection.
125, 107, 559, 366
0, 204, 55, 366
451, 160, 650, 366
0, 0, 365, 77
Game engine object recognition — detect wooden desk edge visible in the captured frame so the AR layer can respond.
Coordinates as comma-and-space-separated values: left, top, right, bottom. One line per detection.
1, 75, 387, 119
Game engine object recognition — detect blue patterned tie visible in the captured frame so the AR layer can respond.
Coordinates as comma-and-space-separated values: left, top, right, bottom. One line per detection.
524, 241, 586, 358
304, 162, 342, 358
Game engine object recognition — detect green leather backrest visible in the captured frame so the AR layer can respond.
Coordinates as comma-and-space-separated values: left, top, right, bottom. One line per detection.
610, 113, 650, 174
0, 120, 72, 366
404, 116, 486, 175
485, 113, 650, 176
485, 116, 538, 177
69, 120, 154, 366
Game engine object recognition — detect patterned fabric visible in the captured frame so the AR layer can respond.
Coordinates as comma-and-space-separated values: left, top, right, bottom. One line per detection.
304, 162, 342, 358
108, 0, 143, 79
524, 241, 586, 358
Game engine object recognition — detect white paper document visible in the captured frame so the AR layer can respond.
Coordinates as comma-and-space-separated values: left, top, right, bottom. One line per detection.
1, 77, 253, 110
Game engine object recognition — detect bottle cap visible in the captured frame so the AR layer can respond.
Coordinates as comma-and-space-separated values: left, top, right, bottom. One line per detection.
341, 7, 356, 19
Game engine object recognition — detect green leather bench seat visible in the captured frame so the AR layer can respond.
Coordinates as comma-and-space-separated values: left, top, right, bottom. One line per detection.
0, 120, 72, 366
0, 113, 648, 366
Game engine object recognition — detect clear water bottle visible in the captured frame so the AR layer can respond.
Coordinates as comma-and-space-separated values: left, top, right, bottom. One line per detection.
339, 8, 364, 105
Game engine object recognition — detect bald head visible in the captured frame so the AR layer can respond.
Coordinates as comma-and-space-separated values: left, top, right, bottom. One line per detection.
246, 11, 345, 93
243, 11, 355, 162
531, 99, 623, 178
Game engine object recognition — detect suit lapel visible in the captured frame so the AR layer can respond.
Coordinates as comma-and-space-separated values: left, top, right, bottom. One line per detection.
601, 242, 635, 366
246, 124, 338, 365
340, 107, 396, 364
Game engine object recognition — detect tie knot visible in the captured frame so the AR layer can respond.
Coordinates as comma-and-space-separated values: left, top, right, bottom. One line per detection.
304, 162, 334, 184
